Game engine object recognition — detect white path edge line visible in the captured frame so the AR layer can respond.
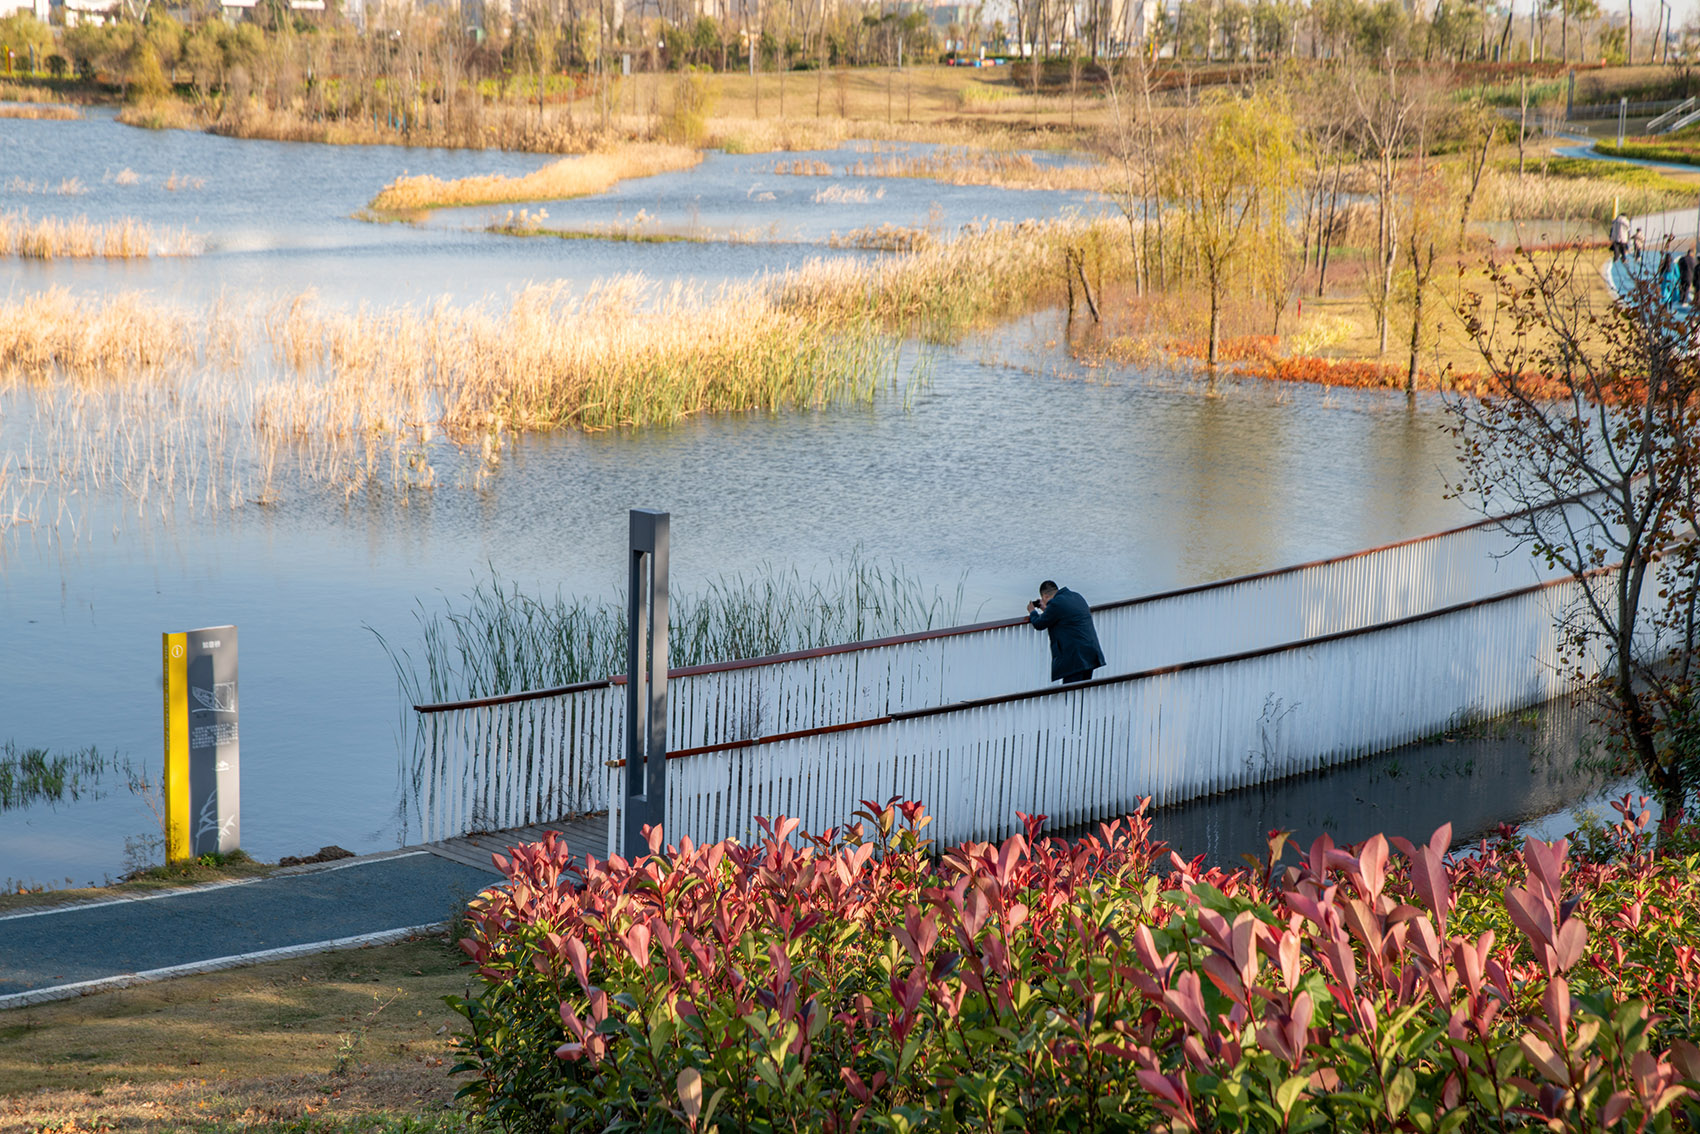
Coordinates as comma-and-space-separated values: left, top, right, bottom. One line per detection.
0, 922, 447, 1011
0, 851, 431, 923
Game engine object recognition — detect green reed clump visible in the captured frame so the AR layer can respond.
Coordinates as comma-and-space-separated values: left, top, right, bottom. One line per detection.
379, 551, 969, 705
0, 742, 116, 812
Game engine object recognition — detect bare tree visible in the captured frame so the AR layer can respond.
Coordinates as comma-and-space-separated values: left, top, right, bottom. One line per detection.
1451, 255, 1700, 819
1348, 58, 1425, 357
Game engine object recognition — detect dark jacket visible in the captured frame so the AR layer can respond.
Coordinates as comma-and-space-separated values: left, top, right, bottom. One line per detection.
1028, 587, 1106, 681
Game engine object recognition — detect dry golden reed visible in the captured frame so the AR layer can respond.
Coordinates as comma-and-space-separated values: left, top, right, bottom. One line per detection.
0, 289, 201, 379
827, 223, 933, 252
777, 148, 1104, 192
0, 212, 200, 259
779, 217, 1135, 341
368, 144, 702, 212
0, 217, 1126, 517
0, 105, 80, 121
1476, 168, 1692, 224
5, 177, 88, 196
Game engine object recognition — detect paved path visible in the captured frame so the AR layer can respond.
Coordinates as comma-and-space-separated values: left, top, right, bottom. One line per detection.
0, 851, 497, 1008
0, 815, 606, 1009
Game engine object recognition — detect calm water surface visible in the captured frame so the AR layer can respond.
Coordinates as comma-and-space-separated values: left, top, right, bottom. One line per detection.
0, 116, 1574, 888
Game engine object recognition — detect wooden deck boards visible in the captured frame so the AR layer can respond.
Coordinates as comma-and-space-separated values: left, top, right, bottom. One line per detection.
423, 814, 608, 876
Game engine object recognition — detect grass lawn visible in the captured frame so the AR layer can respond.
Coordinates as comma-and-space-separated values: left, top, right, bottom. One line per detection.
0, 936, 480, 1133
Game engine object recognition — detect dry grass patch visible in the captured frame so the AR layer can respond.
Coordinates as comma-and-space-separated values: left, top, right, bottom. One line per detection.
1476, 166, 1693, 224
0, 213, 198, 259
0, 288, 202, 377
0, 104, 80, 121
0, 218, 1127, 515
779, 217, 1134, 340
778, 147, 1103, 191
368, 143, 701, 213
0, 937, 479, 1132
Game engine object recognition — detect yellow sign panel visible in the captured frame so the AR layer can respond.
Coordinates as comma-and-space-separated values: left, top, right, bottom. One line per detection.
162, 632, 190, 863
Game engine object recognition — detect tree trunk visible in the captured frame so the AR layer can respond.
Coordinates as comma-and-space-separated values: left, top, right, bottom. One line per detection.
1378, 203, 1397, 356
1208, 277, 1221, 370
1407, 249, 1427, 392
1317, 152, 1343, 296
1519, 77, 1528, 179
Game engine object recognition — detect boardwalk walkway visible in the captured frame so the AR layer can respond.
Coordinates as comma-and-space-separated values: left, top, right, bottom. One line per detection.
0, 814, 605, 1010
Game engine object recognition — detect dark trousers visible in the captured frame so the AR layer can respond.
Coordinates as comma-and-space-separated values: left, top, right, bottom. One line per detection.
1061, 670, 1094, 685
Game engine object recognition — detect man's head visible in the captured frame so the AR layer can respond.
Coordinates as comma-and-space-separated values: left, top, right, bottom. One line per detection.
1038, 580, 1058, 600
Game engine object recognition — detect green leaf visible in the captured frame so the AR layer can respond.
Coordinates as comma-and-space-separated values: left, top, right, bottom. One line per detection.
1385, 1067, 1416, 1121
1276, 1074, 1308, 1116
701, 1086, 728, 1126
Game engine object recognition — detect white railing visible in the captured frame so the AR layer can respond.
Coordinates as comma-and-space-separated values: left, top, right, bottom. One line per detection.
408, 495, 1601, 844
406, 681, 622, 843
1649, 96, 1699, 133
615, 573, 1607, 854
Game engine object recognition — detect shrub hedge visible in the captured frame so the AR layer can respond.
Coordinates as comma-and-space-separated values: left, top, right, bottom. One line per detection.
448, 796, 1700, 1132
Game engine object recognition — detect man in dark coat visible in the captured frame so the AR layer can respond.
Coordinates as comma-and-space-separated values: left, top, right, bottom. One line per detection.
1681, 245, 1699, 305
1026, 580, 1106, 685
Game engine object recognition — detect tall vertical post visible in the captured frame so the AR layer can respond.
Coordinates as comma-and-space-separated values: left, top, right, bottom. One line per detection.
623, 509, 669, 861
1619, 97, 1628, 149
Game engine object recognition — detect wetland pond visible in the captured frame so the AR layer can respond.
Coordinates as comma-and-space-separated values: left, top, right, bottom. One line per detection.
0, 114, 1608, 886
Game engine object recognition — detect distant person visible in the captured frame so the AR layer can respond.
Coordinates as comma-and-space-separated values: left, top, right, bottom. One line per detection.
1681, 245, 1699, 305
1611, 213, 1631, 261
1026, 580, 1106, 686
1632, 228, 1646, 257
1660, 251, 1676, 304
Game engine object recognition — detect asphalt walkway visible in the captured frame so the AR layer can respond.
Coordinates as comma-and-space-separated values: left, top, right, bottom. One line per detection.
0, 851, 499, 1008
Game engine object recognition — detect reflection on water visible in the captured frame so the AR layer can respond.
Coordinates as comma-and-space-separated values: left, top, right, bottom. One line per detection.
0, 116, 1539, 888
1147, 695, 1615, 867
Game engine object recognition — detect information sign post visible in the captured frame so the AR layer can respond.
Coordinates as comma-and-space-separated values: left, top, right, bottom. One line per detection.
622, 511, 669, 861
162, 625, 241, 862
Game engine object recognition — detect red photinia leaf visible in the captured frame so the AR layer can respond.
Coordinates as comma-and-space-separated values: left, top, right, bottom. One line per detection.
1521, 1033, 1568, 1085
1553, 915, 1588, 975
1162, 970, 1211, 1034
1523, 837, 1570, 906
1504, 885, 1556, 961
1542, 975, 1573, 1041
1135, 1068, 1185, 1108
1277, 926, 1302, 992
1357, 834, 1389, 903
840, 1066, 873, 1104
1671, 1039, 1700, 1082
623, 923, 652, 969
1307, 832, 1336, 880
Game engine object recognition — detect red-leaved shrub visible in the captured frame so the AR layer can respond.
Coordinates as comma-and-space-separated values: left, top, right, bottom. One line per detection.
449, 797, 1700, 1132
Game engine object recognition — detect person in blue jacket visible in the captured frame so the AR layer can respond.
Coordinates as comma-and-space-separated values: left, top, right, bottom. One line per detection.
1026, 580, 1106, 685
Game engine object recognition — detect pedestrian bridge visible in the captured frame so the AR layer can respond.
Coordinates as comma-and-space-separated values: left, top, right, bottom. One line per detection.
407, 495, 1619, 857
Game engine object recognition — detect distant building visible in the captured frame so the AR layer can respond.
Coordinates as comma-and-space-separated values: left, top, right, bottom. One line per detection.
57, 0, 121, 25
0, 0, 50, 21
218, 0, 327, 16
